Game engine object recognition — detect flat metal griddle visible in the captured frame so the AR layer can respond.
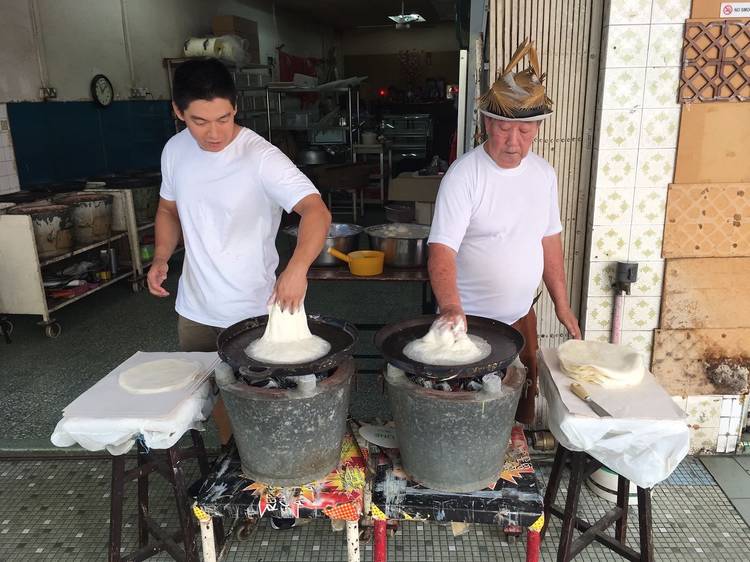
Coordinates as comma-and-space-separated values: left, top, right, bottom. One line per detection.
217, 314, 358, 380
374, 315, 525, 381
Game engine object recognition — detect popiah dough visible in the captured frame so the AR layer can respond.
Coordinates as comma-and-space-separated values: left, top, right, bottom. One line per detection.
245, 303, 331, 364
119, 359, 202, 394
557, 340, 644, 388
403, 320, 491, 366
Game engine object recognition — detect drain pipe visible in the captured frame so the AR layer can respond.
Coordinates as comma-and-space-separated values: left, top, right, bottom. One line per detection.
611, 262, 638, 344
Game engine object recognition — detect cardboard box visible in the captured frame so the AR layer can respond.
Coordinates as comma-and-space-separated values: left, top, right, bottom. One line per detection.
388, 172, 442, 202
213, 15, 260, 64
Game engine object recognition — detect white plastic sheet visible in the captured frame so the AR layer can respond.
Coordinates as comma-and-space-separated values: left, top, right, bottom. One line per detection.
51, 352, 218, 455
539, 347, 689, 489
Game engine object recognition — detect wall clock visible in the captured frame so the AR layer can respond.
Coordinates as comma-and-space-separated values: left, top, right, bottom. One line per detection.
90, 74, 114, 107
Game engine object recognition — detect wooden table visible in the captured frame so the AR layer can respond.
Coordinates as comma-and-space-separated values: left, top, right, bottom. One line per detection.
370, 425, 544, 562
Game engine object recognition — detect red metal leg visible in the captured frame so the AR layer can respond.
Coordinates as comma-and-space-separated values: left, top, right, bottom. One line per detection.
526, 529, 541, 562
374, 519, 387, 562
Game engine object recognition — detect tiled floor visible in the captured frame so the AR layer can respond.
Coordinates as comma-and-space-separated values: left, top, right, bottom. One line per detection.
1, 454, 748, 561
701, 456, 750, 527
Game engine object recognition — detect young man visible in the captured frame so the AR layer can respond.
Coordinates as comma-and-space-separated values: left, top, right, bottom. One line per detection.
428, 40, 581, 424
148, 58, 331, 444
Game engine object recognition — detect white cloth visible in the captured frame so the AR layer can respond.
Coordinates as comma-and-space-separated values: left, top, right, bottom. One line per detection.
160, 127, 319, 328
428, 144, 562, 324
51, 352, 218, 455
539, 347, 689, 489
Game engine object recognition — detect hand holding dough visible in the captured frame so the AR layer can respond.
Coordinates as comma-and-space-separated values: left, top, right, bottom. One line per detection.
557, 340, 644, 388
403, 318, 491, 366
245, 303, 331, 364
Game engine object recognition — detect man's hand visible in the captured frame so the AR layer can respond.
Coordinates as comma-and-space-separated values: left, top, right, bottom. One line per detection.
147, 259, 170, 297
556, 305, 581, 339
438, 304, 467, 332
271, 263, 308, 312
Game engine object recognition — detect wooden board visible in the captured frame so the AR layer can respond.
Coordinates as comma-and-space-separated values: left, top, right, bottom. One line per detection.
691, 1, 739, 18
661, 258, 750, 329
652, 328, 750, 396
663, 183, 750, 257
680, 19, 750, 103
674, 104, 750, 184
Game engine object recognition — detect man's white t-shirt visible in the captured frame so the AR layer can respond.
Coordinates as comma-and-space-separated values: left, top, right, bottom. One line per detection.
160, 127, 318, 328
427, 144, 562, 325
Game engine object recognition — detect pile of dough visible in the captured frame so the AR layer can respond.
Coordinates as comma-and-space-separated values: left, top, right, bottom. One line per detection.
119, 359, 202, 394
245, 303, 331, 364
403, 320, 491, 366
557, 340, 644, 388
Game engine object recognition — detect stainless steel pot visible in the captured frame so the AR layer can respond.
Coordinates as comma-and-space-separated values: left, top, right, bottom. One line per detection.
365, 223, 430, 268
297, 147, 328, 166
284, 223, 363, 267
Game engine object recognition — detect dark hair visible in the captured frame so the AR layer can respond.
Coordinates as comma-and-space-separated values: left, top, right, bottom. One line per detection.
172, 58, 237, 112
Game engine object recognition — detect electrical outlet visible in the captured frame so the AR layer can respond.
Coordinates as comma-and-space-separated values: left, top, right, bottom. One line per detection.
39, 87, 57, 100
130, 87, 150, 99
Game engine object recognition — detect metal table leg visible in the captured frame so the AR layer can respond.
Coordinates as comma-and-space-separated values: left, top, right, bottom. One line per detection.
373, 518, 387, 562
346, 520, 360, 562
194, 506, 218, 562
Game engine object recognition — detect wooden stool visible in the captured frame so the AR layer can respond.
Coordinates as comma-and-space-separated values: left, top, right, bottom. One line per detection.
108, 429, 221, 562
541, 445, 654, 562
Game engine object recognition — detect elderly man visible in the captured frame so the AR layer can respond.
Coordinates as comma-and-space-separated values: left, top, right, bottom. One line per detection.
428, 39, 580, 423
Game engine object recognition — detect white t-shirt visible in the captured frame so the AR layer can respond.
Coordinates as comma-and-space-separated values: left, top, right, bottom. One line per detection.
427, 144, 562, 325
160, 127, 318, 328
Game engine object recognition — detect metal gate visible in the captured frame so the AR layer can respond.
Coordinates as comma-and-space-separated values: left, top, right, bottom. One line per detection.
488, 0, 603, 344
487, 0, 604, 427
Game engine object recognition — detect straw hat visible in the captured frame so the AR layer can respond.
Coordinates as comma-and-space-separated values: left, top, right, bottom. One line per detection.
479, 38, 553, 122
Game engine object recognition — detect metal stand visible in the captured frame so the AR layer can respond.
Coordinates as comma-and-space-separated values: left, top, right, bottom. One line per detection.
108, 430, 221, 562
541, 446, 654, 562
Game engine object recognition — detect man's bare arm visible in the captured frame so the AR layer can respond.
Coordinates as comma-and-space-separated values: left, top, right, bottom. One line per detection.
541, 233, 581, 339
427, 243, 466, 328
272, 193, 331, 312
147, 198, 182, 297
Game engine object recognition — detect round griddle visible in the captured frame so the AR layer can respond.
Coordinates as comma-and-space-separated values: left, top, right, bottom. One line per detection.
374, 315, 525, 380
217, 314, 358, 380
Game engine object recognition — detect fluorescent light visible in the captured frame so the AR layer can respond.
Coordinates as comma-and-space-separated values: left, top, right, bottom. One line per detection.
388, 13, 425, 24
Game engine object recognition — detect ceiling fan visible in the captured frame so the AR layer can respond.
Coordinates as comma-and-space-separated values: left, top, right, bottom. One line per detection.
356, 1, 427, 31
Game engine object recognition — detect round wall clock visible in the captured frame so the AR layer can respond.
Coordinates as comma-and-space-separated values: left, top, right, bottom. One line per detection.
90, 74, 114, 107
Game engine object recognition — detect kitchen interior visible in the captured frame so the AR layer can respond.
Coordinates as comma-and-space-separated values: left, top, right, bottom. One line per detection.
1, 1, 750, 561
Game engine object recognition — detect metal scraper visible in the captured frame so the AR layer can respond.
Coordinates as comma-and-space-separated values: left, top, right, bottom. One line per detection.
570, 383, 612, 417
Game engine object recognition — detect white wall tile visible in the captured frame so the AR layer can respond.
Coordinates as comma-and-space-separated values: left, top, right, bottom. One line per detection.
623, 296, 661, 330
608, 0, 653, 25
584, 330, 612, 343
651, 0, 691, 24
605, 25, 650, 68
630, 260, 665, 296
629, 223, 664, 260
601, 67, 647, 109
686, 395, 723, 426
633, 187, 668, 224
647, 24, 685, 67
639, 108, 680, 148
643, 66, 681, 107
635, 148, 675, 186
593, 188, 635, 225
595, 149, 638, 188
598, 110, 642, 149
587, 261, 616, 296
591, 225, 631, 261
586, 297, 614, 332
621, 329, 655, 361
